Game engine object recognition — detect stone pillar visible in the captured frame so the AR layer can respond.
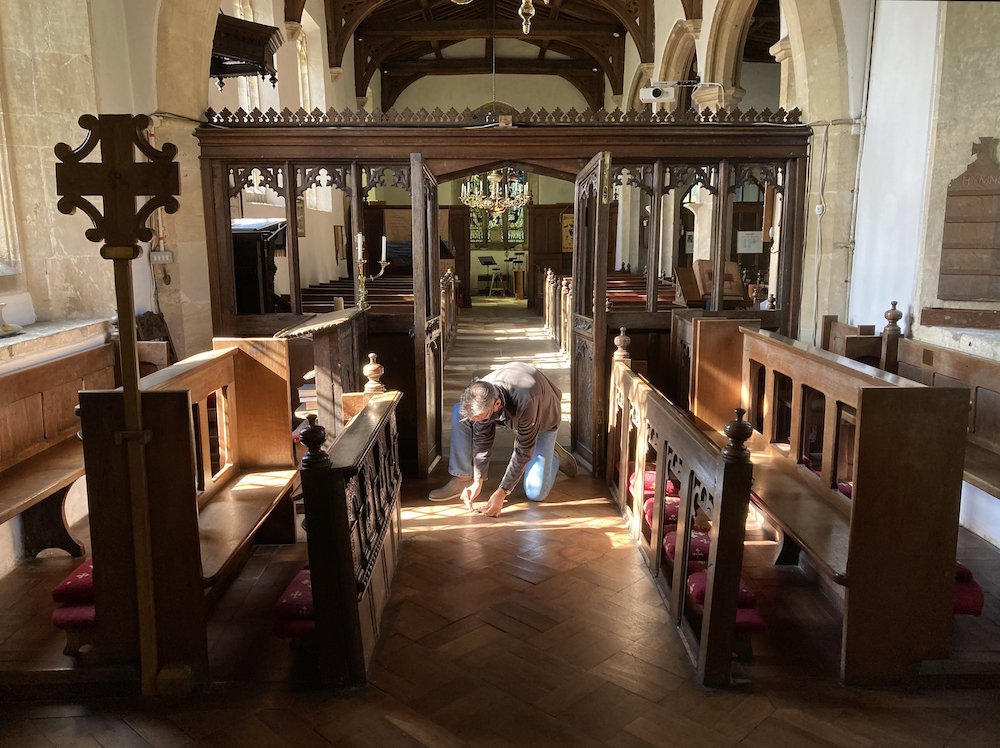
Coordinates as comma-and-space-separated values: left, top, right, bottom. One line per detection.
685, 196, 715, 263
660, 192, 680, 279
149, 116, 214, 359
769, 37, 796, 108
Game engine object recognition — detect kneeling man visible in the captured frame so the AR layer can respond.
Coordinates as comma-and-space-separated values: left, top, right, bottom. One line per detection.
429, 361, 576, 517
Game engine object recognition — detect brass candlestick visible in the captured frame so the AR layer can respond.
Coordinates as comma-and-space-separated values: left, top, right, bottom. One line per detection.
355, 257, 390, 311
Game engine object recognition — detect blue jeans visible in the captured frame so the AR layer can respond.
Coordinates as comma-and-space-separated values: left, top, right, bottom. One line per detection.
448, 403, 560, 501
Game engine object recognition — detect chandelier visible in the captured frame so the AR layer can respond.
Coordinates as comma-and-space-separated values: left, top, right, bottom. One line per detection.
449, 0, 549, 34
460, 169, 532, 217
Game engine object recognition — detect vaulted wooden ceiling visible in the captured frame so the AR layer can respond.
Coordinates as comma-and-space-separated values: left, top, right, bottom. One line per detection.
286, 0, 653, 112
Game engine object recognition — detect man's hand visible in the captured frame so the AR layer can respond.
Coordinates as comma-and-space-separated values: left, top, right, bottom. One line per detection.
460, 478, 484, 510
478, 487, 509, 518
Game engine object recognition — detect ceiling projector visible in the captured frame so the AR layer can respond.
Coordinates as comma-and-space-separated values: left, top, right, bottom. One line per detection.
639, 83, 677, 104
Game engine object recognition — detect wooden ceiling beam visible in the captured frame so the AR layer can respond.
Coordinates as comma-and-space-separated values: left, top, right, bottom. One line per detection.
382, 58, 600, 76
358, 19, 620, 39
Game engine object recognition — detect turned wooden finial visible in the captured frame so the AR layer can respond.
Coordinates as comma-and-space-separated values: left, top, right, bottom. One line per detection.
299, 414, 330, 469
722, 408, 752, 464
613, 327, 631, 361
884, 300, 902, 334
363, 352, 386, 393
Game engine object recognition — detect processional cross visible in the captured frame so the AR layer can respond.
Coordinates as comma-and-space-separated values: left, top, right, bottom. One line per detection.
55, 114, 180, 695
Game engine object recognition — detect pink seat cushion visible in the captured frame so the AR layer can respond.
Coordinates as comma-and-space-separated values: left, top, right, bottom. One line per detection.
275, 569, 314, 619
954, 579, 984, 616
629, 469, 680, 499
52, 558, 94, 605
663, 529, 711, 571
955, 562, 974, 583
52, 604, 96, 630
735, 608, 766, 633
837, 481, 853, 499
274, 617, 316, 638
686, 570, 757, 609
643, 495, 681, 528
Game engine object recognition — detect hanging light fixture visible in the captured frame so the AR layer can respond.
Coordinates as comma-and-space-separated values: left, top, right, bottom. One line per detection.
460, 168, 532, 218
448, 0, 548, 34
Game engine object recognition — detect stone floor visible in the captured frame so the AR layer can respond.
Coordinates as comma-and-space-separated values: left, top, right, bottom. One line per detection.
1, 298, 1000, 746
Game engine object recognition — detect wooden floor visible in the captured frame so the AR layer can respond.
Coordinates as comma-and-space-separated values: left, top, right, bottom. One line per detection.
2, 297, 1000, 745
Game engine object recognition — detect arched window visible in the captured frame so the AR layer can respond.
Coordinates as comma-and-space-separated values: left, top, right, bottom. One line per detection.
0, 81, 19, 276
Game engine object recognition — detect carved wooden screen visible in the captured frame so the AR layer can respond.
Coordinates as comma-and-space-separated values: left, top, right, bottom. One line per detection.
571, 151, 611, 473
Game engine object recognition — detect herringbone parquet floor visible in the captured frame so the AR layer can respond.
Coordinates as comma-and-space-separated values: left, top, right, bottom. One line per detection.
2, 297, 1000, 746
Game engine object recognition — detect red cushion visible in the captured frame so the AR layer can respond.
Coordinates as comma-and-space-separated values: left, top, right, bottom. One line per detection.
954, 579, 984, 616
955, 562, 974, 583
663, 529, 711, 572
273, 617, 316, 638
52, 558, 94, 605
644, 496, 681, 529
837, 481, 853, 499
735, 608, 766, 633
275, 569, 313, 619
52, 604, 96, 630
629, 469, 680, 499
686, 570, 757, 609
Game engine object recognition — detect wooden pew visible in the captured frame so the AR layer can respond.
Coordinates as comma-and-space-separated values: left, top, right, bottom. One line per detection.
75, 338, 298, 685
0, 344, 115, 560
820, 305, 1000, 502
668, 309, 783, 410
695, 327, 969, 685
606, 343, 756, 686
278, 384, 403, 686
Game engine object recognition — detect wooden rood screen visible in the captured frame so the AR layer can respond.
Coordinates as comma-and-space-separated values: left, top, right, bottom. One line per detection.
607, 355, 753, 686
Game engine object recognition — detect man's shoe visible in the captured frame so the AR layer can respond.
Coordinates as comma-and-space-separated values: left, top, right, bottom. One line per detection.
429, 476, 472, 501
554, 442, 578, 477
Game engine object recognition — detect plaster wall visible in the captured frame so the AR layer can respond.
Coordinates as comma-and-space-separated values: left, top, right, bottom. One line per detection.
738, 62, 780, 112
0, 0, 116, 323
393, 74, 588, 114
913, 2, 1000, 355
848, 0, 938, 332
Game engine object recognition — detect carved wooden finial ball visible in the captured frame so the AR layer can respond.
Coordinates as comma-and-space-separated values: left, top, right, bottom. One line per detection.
299, 413, 327, 453
613, 327, 631, 360
363, 352, 386, 393
722, 407, 752, 463
884, 300, 902, 331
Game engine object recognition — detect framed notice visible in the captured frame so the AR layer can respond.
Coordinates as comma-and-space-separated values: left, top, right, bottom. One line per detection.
296, 196, 306, 237
737, 230, 763, 254
561, 212, 574, 252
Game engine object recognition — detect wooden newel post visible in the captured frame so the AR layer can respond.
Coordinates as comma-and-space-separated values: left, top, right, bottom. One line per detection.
881, 300, 903, 374
55, 114, 180, 695
701, 407, 754, 685
613, 327, 631, 366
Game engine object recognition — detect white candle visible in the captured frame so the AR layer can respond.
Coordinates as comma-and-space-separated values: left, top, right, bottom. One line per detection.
356, 232, 364, 260
381, 236, 387, 262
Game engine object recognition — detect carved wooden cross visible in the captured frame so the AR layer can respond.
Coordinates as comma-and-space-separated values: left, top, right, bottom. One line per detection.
55, 113, 179, 256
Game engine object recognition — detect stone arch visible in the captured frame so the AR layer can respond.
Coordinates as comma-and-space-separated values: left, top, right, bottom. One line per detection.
626, 64, 654, 111
699, 0, 756, 108
659, 19, 701, 83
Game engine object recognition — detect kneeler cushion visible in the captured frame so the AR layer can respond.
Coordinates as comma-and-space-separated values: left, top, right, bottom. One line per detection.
274, 568, 313, 619
955, 562, 974, 583
663, 529, 711, 571
735, 608, 767, 633
51, 558, 94, 605
686, 570, 757, 609
274, 617, 316, 638
643, 496, 681, 528
52, 604, 96, 630
628, 464, 680, 499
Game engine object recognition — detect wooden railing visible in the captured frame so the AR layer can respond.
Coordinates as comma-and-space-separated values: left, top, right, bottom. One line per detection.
440, 268, 458, 359
296, 386, 403, 686
606, 333, 754, 687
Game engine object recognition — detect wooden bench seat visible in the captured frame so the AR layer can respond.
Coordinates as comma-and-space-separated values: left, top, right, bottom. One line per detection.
689, 325, 971, 685
0, 343, 115, 559
75, 338, 299, 685
198, 467, 297, 586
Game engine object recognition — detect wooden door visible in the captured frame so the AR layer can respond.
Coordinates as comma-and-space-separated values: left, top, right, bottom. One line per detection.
570, 152, 611, 474
411, 153, 443, 477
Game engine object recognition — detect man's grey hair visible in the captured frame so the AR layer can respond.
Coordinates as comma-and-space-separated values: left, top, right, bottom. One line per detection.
459, 379, 500, 420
